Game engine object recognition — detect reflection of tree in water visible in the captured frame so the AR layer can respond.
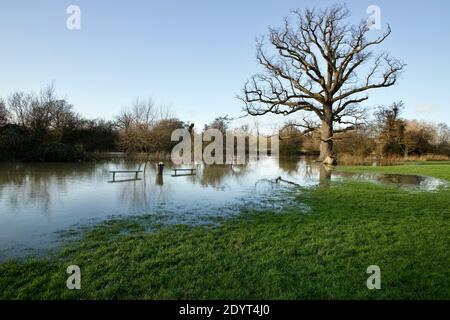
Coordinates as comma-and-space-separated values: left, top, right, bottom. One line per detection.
278, 157, 299, 174
116, 163, 172, 210
191, 157, 331, 191
319, 165, 332, 187
278, 156, 323, 182
304, 160, 317, 180
0, 162, 104, 215
117, 178, 150, 210
194, 163, 251, 189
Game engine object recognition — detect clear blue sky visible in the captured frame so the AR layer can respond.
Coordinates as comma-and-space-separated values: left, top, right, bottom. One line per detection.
1, 0, 449, 128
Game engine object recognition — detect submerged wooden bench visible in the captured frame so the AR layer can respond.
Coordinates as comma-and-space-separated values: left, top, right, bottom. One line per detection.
110, 170, 142, 182
172, 168, 196, 176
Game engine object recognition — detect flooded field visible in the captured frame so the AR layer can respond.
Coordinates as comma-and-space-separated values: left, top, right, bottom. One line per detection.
0, 156, 445, 258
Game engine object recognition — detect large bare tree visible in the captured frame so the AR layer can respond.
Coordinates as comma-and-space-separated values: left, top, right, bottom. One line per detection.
240, 5, 405, 163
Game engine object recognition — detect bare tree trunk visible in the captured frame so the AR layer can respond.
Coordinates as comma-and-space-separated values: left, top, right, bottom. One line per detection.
319, 116, 333, 162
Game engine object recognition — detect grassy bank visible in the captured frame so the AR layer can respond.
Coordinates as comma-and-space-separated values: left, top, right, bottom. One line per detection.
0, 163, 449, 299
338, 161, 450, 181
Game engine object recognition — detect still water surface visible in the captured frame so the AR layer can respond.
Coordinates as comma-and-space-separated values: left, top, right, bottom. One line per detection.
0, 157, 444, 258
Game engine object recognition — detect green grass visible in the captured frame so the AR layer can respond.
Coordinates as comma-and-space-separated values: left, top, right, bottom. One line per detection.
338, 161, 450, 181
0, 163, 449, 299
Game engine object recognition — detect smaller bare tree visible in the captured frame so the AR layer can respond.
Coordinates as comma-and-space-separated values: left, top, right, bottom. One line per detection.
116, 98, 175, 169
116, 98, 159, 153
7, 91, 33, 127
6, 84, 75, 142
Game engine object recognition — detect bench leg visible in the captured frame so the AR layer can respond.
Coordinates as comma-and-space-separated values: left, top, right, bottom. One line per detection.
135, 172, 138, 180
112, 172, 115, 182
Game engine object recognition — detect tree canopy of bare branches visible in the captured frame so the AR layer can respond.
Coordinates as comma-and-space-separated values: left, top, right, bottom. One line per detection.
0, 98, 8, 127
6, 84, 77, 141
240, 4, 405, 162
116, 98, 179, 154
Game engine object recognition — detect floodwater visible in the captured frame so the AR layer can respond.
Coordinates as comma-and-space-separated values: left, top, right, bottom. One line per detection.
0, 156, 445, 258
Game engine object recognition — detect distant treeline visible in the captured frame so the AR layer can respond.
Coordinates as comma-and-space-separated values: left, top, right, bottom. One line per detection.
0, 85, 194, 162
1, 86, 449, 162
0, 85, 119, 161
0, 85, 275, 162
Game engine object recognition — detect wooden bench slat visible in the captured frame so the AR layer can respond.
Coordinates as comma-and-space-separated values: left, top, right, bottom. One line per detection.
172, 168, 196, 176
110, 170, 142, 182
